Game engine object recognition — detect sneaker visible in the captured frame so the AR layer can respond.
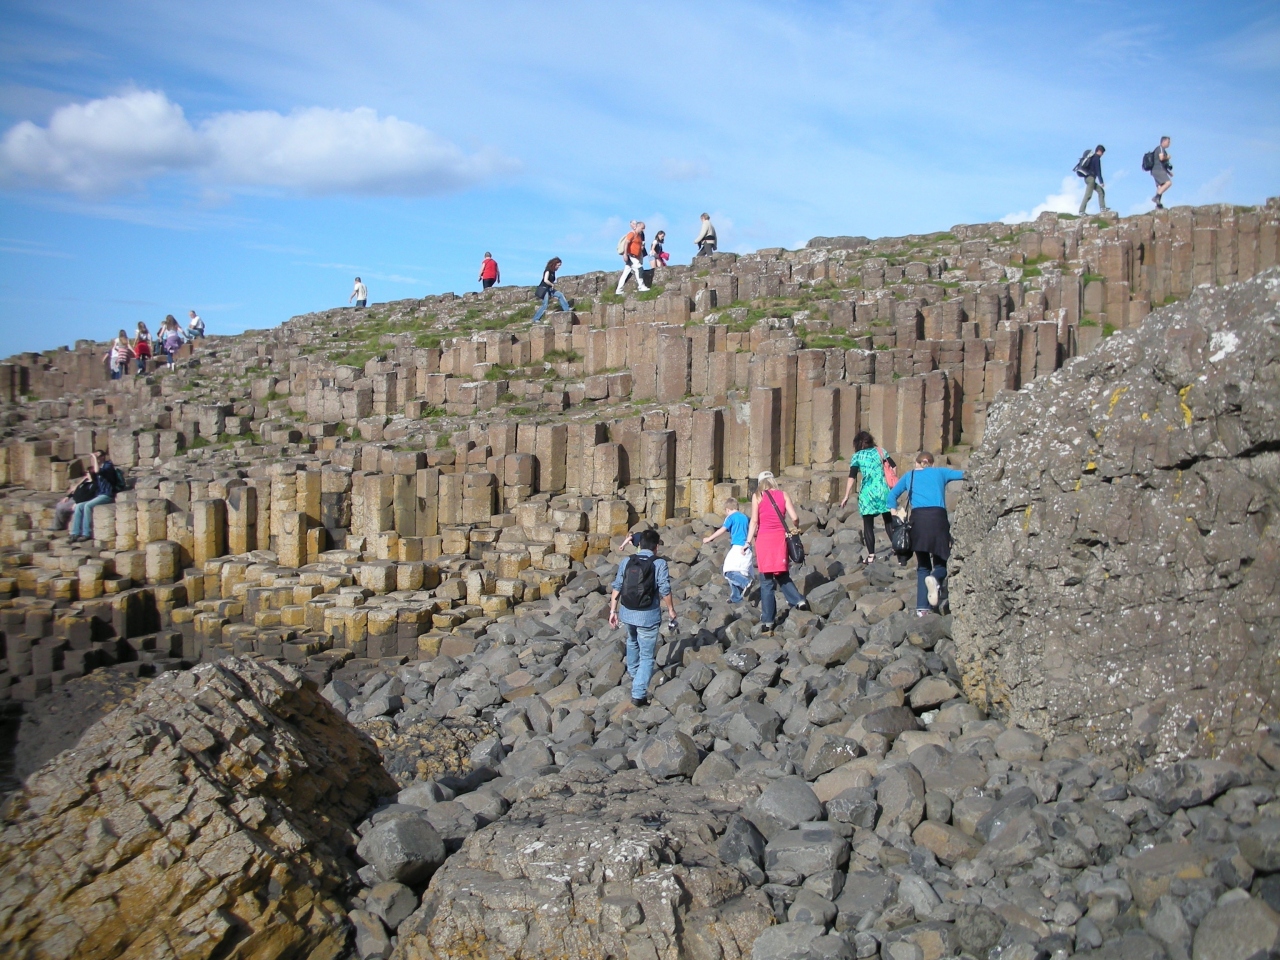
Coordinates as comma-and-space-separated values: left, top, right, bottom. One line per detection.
631, 697, 649, 708
796, 600, 809, 611
916, 609, 928, 618
760, 623, 775, 635
863, 555, 875, 565
637, 286, 650, 292
925, 575, 940, 608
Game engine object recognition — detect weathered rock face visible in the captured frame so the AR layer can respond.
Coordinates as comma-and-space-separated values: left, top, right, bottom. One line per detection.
0, 657, 397, 959
951, 269, 1280, 763
392, 767, 775, 960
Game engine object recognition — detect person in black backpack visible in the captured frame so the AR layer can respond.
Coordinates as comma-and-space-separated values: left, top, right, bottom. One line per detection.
1148, 136, 1173, 209
1076, 145, 1108, 215
608, 528, 676, 707
68, 449, 121, 543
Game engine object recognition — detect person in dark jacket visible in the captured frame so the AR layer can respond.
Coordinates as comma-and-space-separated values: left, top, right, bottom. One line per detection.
1078, 145, 1108, 215
68, 450, 119, 542
531, 258, 571, 323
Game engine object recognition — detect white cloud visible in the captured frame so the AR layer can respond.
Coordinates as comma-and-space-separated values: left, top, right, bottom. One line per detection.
1001, 175, 1086, 224
1194, 168, 1234, 203
0, 89, 515, 197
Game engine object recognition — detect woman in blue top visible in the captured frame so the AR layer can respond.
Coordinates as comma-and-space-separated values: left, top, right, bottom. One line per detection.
887, 452, 965, 616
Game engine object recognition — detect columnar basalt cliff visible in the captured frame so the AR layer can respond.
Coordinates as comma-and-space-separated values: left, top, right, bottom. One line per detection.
2, 202, 1280, 960
950, 268, 1280, 765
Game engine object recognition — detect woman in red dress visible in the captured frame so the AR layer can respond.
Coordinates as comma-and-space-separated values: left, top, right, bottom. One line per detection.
747, 471, 807, 633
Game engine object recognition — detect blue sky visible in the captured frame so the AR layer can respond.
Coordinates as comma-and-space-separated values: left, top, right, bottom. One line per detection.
0, 1, 1276, 356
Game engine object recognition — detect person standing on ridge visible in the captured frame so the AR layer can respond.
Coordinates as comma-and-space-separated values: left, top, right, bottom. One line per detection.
105, 331, 132, 380
132, 324, 152, 375
694, 213, 717, 257
887, 452, 965, 616
1077, 145, 1108, 215
1149, 136, 1173, 209
748, 472, 808, 634
608, 529, 677, 707
616, 222, 649, 295
839, 430, 897, 564
531, 257, 571, 323
350, 277, 367, 308
479, 252, 500, 289
651, 230, 668, 270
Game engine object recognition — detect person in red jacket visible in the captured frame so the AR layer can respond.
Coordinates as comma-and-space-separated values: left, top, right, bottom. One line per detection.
479, 252, 500, 289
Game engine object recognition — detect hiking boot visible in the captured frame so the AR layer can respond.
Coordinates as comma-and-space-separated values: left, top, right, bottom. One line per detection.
925, 575, 940, 608
631, 697, 649, 708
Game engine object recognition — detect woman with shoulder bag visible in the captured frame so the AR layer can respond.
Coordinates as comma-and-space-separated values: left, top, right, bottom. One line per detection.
887, 452, 965, 616
748, 471, 808, 634
840, 430, 897, 564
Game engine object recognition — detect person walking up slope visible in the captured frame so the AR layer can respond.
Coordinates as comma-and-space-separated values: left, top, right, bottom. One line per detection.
887, 452, 965, 616
704, 497, 752, 602
1076, 145, 1108, 215
350, 277, 367, 308
616, 222, 649, 295
748, 472, 807, 633
608, 529, 677, 707
839, 430, 897, 563
531, 258, 571, 323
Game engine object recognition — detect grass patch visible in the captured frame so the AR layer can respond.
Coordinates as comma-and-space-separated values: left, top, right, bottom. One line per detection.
485, 364, 516, 381
509, 406, 532, 416
434, 433, 453, 449
544, 349, 582, 364
636, 284, 665, 302
573, 298, 593, 313
415, 332, 445, 349
262, 390, 286, 402
1092, 218, 1114, 230
597, 291, 624, 306
1103, 322, 1118, 337
1057, 212, 1079, 220
1080, 272, 1104, 286
188, 435, 211, 449
1079, 319, 1099, 328
802, 333, 863, 351
498, 392, 518, 404
1021, 266, 1042, 278
419, 404, 446, 418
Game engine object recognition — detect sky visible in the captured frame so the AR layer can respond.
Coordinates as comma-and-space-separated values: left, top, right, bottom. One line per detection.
0, 0, 1276, 357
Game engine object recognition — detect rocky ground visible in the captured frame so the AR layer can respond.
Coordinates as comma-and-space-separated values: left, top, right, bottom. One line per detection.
9, 501, 1280, 959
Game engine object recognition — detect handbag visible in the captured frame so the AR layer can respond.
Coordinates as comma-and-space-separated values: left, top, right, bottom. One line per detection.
879, 448, 899, 489
763, 489, 805, 564
889, 473, 915, 555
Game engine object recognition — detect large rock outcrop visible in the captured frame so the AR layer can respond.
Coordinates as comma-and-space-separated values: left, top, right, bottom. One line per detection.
0, 657, 397, 959
391, 766, 776, 960
951, 269, 1280, 764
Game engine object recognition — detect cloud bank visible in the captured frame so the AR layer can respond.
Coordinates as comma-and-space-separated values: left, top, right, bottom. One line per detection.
0, 89, 515, 196
1001, 175, 1086, 224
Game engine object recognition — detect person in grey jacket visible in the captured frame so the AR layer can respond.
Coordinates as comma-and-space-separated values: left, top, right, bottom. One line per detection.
694, 213, 717, 257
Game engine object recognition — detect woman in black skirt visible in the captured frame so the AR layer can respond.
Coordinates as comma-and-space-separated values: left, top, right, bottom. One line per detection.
887, 451, 966, 615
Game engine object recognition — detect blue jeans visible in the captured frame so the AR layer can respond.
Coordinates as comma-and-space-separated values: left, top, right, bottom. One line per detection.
760, 572, 803, 626
625, 622, 660, 700
532, 290, 570, 323
71, 495, 111, 538
916, 552, 947, 612
725, 571, 751, 603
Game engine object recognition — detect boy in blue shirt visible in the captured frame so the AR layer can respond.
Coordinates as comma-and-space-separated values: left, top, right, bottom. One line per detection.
703, 498, 753, 602
887, 453, 966, 616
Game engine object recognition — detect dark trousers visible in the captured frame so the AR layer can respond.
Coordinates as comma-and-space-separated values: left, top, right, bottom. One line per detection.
482, 278, 496, 289
862, 512, 892, 554
915, 552, 948, 611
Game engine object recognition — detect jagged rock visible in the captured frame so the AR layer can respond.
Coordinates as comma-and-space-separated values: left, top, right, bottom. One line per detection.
0, 657, 396, 958
952, 271, 1280, 763
351, 909, 393, 959
1129, 759, 1247, 813
365, 881, 420, 930
808, 625, 860, 667
719, 813, 768, 885
356, 813, 447, 884
803, 732, 864, 780
752, 775, 824, 836
392, 770, 773, 960
1239, 818, 1280, 872
637, 730, 700, 779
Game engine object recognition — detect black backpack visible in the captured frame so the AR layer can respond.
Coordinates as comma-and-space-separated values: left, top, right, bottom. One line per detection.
1074, 149, 1092, 177
619, 555, 657, 609
1141, 150, 1156, 172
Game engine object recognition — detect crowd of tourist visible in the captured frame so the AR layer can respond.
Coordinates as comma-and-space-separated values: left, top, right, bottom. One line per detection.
102, 311, 205, 379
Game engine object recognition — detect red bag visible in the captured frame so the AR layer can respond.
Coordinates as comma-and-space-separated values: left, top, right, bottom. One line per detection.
879, 448, 899, 488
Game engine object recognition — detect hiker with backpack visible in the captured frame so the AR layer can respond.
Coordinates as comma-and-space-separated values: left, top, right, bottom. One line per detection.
608, 529, 677, 707
68, 449, 122, 543
748, 472, 808, 634
1075, 145, 1108, 215
839, 430, 898, 565
886, 452, 965, 617
531, 257, 571, 323
615, 222, 649, 295
1145, 136, 1173, 209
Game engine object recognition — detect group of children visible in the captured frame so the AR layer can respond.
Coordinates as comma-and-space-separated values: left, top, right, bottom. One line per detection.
105, 312, 205, 379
